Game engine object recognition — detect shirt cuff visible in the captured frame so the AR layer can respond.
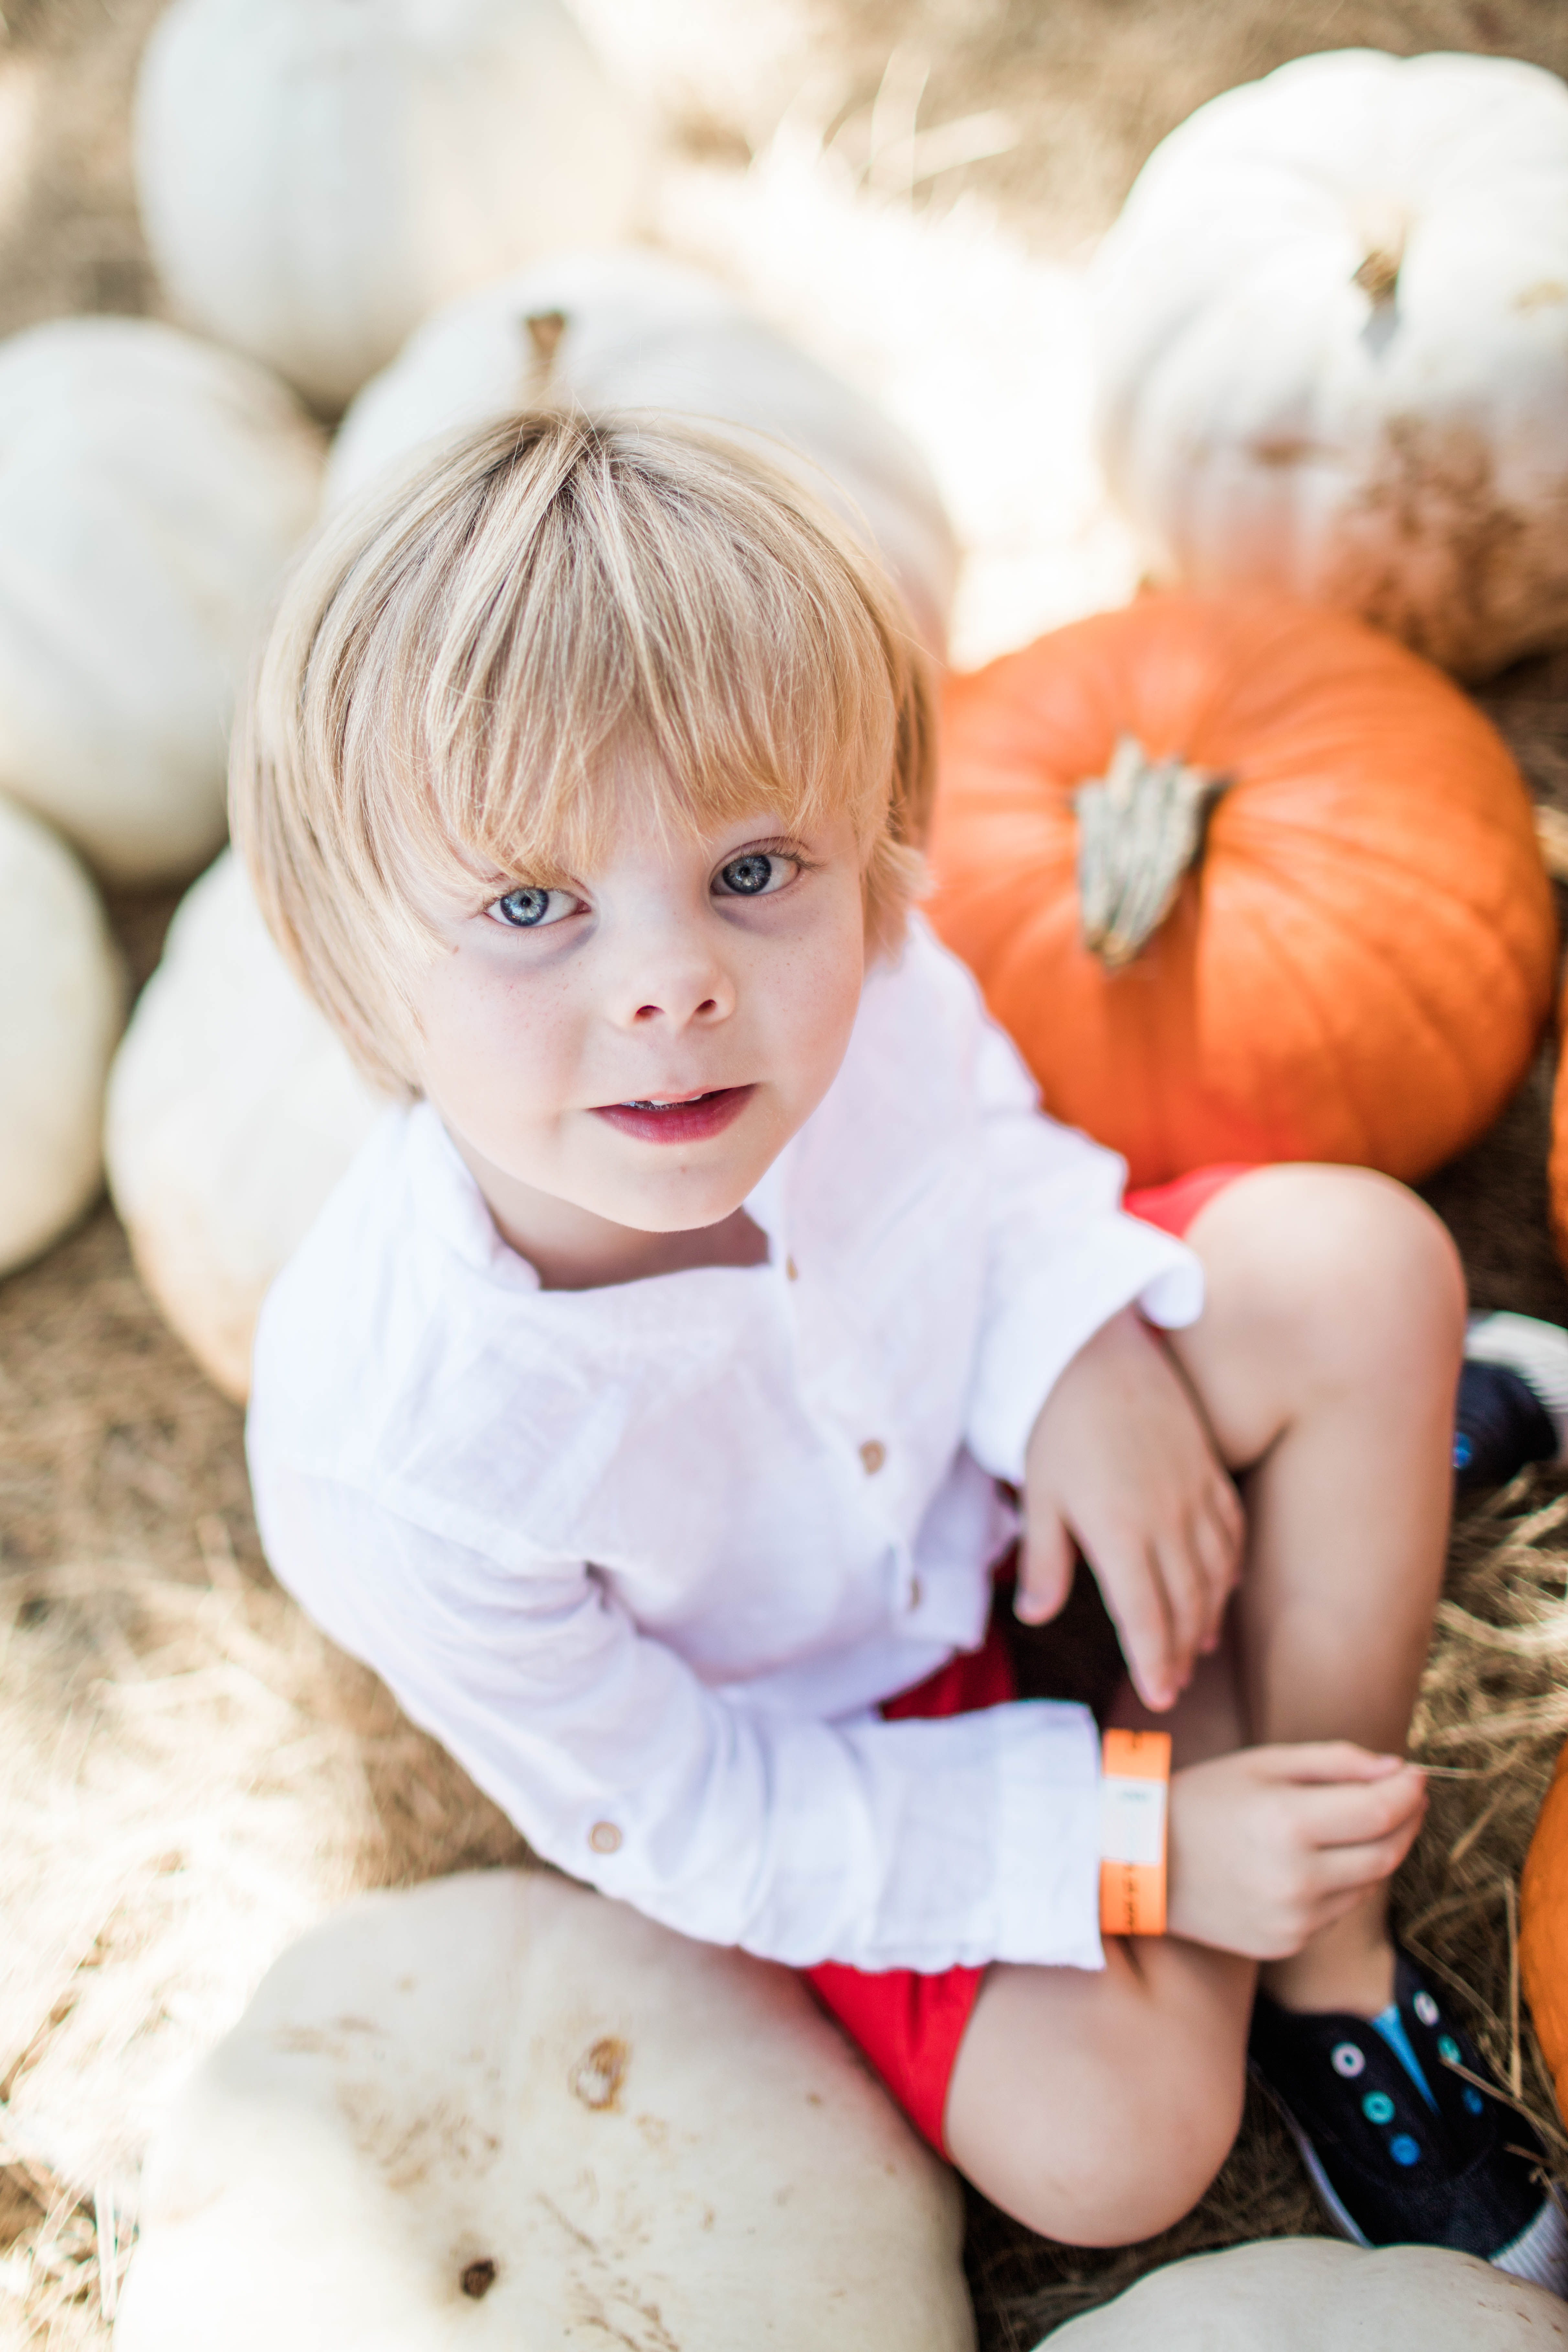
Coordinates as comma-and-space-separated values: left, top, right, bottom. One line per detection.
967, 1212, 1204, 1485
992, 1701, 1105, 1971
821, 1697, 1105, 1972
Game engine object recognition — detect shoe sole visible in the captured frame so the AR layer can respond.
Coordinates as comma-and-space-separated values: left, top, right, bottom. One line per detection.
1251, 2067, 1373, 2248
1494, 2188, 1568, 2295
1251, 2062, 1568, 2292
1466, 1312, 1568, 1461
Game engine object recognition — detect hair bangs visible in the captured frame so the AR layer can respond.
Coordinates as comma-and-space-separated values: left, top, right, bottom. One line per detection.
371, 423, 901, 899
234, 408, 934, 1096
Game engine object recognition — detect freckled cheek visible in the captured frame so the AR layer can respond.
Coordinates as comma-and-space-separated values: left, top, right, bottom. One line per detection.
761, 920, 864, 1101
418, 955, 586, 1126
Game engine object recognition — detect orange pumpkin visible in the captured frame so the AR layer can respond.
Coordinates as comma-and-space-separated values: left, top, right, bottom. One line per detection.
926, 592, 1557, 1189
1550, 976, 1568, 1275
1520, 1738, 1568, 2122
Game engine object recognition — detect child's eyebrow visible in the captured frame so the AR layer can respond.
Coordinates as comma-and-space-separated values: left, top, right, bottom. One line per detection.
465, 857, 575, 893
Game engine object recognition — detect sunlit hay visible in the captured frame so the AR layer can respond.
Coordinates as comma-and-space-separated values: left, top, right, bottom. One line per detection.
0, 1538, 525, 2351
571, 0, 817, 160
653, 105, 1141, 673
1395, 1476, 1568, 2164
0, 2153, 117, 2352
962, 1470, 1568, 2348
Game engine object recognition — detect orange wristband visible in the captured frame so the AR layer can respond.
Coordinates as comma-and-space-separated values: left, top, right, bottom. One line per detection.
1099, 1727, 1171, 1937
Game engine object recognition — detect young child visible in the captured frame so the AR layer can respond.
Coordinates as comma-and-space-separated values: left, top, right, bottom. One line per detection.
237, 409, 1564, 2279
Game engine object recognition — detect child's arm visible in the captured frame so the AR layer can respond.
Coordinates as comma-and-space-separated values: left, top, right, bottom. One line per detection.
1019, 1305, 1244, 1711
252, 1461, 1111, 1977
954, 977, 1223, 1711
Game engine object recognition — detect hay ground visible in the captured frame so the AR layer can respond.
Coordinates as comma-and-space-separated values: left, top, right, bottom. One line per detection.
7, 1, 1568, 2346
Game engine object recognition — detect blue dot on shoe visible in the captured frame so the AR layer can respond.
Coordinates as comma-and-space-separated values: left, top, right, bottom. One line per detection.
1464, 2088, 1486, 2116
1389, 2134, 1422, 2166
1363, 2092, 1395, 2124
1438, 2035, 1461, 2064
1453, 1434, 1474, 1470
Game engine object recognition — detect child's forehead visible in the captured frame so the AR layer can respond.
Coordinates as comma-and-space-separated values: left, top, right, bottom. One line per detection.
406, 774, 828, 907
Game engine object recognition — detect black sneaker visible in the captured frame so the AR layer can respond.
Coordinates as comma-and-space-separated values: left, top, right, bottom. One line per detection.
1458, 1313, 1568, 1493
1249, 1951, 1567, 2290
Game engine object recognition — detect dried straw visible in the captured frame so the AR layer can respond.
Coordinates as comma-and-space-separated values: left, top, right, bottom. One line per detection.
0, 1209, 526, 2350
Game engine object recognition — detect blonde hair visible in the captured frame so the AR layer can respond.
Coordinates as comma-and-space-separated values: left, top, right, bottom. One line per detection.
231, 408, 935, 1096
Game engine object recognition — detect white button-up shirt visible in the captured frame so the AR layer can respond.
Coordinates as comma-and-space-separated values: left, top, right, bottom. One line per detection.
247, 921, 1202, 1975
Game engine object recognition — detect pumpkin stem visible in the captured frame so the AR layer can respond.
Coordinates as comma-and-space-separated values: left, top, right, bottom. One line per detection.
524, 309, 568, 396
1074, 735, 1231, 968
1353, 247, 1401, 304
1351, 203, 1407, 306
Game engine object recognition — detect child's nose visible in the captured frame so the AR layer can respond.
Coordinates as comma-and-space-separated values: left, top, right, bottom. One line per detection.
630, 989, 725, 1026
612, 944, 736, 1030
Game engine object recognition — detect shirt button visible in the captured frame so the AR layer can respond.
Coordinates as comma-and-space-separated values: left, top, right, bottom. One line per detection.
785, 1256, 799, 1281
908, 1576, 922, 1610
588, 1822, 622, 1855
859, 1439, 886, 1476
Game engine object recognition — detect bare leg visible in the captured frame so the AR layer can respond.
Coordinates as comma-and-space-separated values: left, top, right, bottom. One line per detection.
945, 1648, 1255, 2240
1168, 1164, 1464, 2013
945, 1932, 1255, 2242
945, 1656, 1260, 2239
945, 1167, 1461, 2232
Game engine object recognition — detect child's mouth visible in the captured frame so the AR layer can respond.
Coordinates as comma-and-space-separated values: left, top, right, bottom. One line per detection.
593, 1086, 754, 1145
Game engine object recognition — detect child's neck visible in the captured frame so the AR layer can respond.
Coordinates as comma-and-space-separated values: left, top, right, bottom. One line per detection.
446, 1126, 769, 1291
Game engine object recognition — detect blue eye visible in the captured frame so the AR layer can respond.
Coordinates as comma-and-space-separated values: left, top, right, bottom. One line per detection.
486, 886, 575, 929
718, 853, 787, 898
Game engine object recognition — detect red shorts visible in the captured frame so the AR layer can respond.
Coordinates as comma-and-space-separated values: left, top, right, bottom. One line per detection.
803, 1161, 1254, 2154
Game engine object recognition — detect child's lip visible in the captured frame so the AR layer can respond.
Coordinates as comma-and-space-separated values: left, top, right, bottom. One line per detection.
592, 1085, 754, 1144
599, 1086, 719, 1108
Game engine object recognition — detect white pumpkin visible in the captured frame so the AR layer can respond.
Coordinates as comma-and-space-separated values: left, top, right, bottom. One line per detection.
1092, 50, 1568, 678
0, 795, 123, 1277
105, 850, 383, 1401
1042, 2236, 1568, 2349
0, 317, 323, 885
326, 246, 959, 661
135, 0, 652, 416
113, 1869, 974, 2352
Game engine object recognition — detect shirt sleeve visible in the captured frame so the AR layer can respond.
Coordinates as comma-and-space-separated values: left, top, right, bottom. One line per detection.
963, 1014, 1206, 1486
253, 1462, 1105, 1975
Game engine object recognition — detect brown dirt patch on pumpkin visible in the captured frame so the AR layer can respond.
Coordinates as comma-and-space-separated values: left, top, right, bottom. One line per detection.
7, 3, 1568, 2348
1325, 414, 1568, 682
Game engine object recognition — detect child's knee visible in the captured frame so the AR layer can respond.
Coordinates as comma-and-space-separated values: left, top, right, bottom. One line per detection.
997, 2065, 1243, 2246
1209, 1165, 1466, 1372
950, 1987, 1247, 2247
1294, 1169, 1464, 1376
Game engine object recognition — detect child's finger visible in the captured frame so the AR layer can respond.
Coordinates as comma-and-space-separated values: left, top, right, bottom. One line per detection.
1305, 1812, 1426, 1899
1254, 1740, 1417, 1786
1102, 1544, 1180, 1709
1152, 1526, 1209, 1686
1014, 1502, 1076, 1627
1191, 1492, 1241, 1647
1210, 1469, 1246, 1554
1293, 1766, 1427, 1851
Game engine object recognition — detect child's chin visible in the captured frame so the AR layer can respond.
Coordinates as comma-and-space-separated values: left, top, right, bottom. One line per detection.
614, 1182, 753, 1236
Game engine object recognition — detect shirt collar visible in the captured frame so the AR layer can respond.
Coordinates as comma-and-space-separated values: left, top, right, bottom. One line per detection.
403, 1101, 543, 1291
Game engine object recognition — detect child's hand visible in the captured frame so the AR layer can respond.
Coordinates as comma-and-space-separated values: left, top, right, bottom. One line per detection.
1166, 1743, 1428, 1958
1020, 1307, 1244, 1709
